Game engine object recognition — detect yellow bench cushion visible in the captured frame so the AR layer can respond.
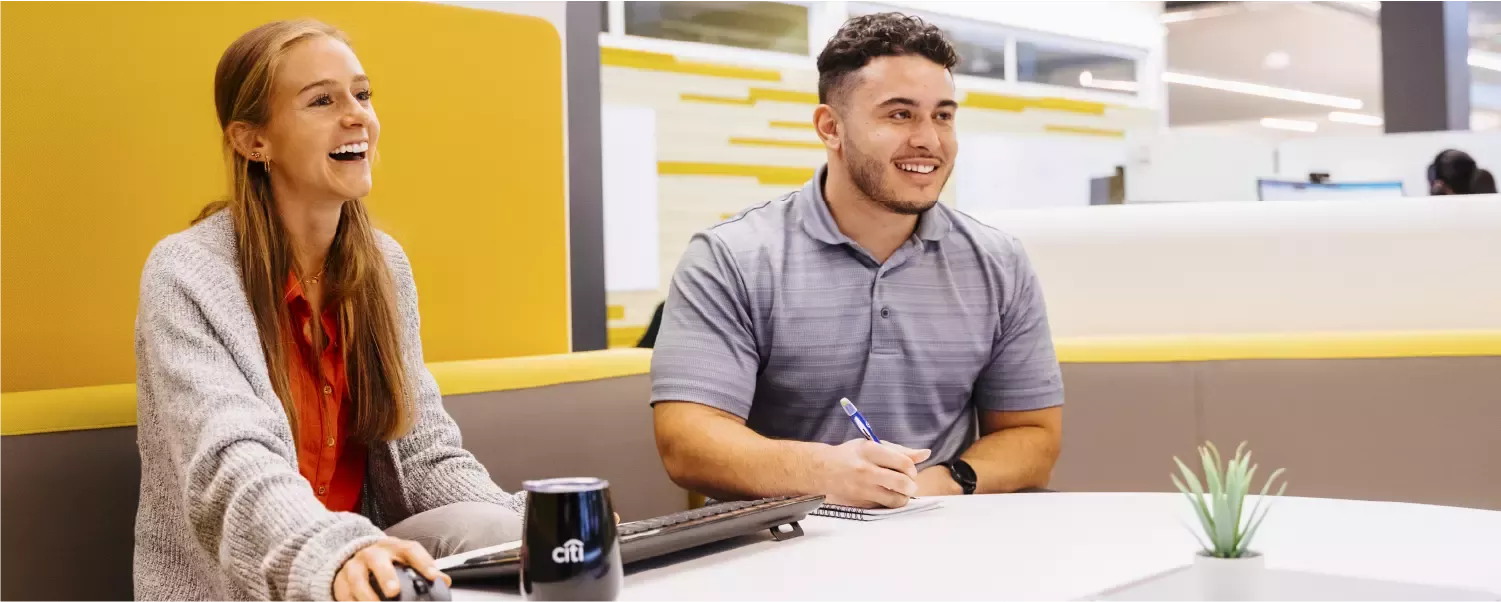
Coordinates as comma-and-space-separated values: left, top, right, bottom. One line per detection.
3, 349, 651, 436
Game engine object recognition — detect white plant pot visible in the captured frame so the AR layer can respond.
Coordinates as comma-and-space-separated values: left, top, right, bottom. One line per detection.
1193, 551, 1266, 601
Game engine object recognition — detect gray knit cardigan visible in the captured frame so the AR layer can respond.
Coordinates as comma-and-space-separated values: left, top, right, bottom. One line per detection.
133, 210, 524, 600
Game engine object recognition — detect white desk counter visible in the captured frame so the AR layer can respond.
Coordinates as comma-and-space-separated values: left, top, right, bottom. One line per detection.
454, 492, 1501, 600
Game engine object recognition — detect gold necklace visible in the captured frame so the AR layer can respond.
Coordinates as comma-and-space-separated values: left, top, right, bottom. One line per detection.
301, 268, 325, 286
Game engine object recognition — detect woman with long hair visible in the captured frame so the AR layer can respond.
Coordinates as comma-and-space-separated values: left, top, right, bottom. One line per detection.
134, 20, 521, 601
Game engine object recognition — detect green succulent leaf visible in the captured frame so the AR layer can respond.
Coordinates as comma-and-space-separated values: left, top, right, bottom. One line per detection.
1172, 441, 1287, 558
1172, 473, 1215, 537
1174, 513, 1214, 555
1236, 480, 1288, 556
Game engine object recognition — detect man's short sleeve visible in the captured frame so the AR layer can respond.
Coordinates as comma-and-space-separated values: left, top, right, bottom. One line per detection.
649, 233, 760, 418
973, 237, 1065, 412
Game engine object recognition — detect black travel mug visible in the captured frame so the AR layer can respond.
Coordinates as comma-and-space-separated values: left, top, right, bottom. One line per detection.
520, 477, 623, 601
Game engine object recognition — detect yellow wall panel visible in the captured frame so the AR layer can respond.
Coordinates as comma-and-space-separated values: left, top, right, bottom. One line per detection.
750, 88, 820, 105
677, 87, 819, 107
602, 47, 782, 81
658, 162, 816, 187
1, 2, 568, 392
729, 137, 826, 150
962, 91, 1110, 115
770, 121, 817, 130
680, 93, 756, 106
1044, 124, 1127, 138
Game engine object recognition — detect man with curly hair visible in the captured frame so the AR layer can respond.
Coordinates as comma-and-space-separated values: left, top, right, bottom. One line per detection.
651, 13, 1064, 509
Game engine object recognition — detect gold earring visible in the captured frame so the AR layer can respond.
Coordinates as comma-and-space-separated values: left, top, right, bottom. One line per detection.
251, 151, 261, 160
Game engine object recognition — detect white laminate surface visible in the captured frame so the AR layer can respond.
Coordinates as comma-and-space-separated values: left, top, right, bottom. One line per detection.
454, 492, 1501, 600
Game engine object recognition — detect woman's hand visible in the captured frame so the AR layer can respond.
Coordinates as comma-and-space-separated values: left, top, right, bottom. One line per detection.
334, 537, 449, 601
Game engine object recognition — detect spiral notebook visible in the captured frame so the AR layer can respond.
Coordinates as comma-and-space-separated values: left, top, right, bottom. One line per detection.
810, 498, 942, 521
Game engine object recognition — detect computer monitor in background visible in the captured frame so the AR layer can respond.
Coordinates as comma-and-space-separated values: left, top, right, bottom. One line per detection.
1257, 179, 1407, 202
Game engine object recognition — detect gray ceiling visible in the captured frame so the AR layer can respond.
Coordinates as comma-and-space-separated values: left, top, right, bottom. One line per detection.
1158, 1, 1380, 124
1165, 1, 1501, 126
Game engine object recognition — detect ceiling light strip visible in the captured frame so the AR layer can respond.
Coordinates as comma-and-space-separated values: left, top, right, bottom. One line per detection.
1260, 117, 1319, 133
1163, 72, 1364, 110
1328, 111, 1384, 126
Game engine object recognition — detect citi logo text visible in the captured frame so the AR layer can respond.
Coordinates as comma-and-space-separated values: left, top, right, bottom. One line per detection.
552, 539, 585, 564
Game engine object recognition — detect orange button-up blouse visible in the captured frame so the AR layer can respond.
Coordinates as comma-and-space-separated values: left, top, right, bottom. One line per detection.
284, 273, 365, 513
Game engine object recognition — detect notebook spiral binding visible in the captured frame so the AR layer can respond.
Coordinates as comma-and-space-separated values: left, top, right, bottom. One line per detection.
809, 504, 878, 521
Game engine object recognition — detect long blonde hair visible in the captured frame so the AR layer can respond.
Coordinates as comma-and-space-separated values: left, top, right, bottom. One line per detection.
199, 20, 412, 443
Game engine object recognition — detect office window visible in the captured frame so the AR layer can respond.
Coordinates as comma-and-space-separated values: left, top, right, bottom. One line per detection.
930, 20, 1008, 80
848, 3, 1007, 80
1016, 41, 1139, 95
623, 1, 810, 55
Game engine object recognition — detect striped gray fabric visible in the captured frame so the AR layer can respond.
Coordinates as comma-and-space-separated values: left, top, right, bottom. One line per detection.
650, 165, 1064, 469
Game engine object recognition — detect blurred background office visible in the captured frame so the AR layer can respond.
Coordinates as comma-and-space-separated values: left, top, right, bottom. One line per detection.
567, 0, 1501, 346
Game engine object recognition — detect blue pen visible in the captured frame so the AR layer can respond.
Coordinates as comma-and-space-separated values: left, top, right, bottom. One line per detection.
839, 397, 882, 444
842, 397, 922, 499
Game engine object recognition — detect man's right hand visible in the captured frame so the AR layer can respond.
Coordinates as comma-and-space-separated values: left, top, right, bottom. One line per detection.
813, 439, 931, 508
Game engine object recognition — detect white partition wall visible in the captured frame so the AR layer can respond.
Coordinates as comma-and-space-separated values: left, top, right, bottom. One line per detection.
1277, 131, 1501, 197
1124, 132, 1278, 203
971, 195, 1501, 337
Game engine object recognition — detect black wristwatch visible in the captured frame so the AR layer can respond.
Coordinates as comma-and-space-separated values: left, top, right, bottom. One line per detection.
942, 459, 978, 495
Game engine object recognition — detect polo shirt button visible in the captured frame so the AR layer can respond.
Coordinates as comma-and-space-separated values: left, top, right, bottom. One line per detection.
317, 486, 327, 495
880, 308, 890, 318
322, 385, 332, 396
327, 437, 335, 447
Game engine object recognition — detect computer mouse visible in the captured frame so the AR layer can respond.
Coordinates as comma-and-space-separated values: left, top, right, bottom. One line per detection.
372, 564, 452, 601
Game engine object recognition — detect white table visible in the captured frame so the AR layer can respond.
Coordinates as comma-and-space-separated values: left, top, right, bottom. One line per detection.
454, 492, 1501, 600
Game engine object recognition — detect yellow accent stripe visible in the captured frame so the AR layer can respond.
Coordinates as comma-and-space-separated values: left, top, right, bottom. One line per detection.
962, 91, 1108, 115
0, 384, 138, 436
657, 162, 815, 186
1045, 125, 1126, 138
679, 88, 819, 107
607, 305, 626, 320
729, 137, 825, 150
608, 326, 649, 349
9, 332, 1497, 436
770, 121, 816, 130
428, 349, 652, 396
1055, 331, 1501, 363
751, 88, 819, 104
680, 93, 755, 106
1, 350, 654, 436
601, 47, 781, 82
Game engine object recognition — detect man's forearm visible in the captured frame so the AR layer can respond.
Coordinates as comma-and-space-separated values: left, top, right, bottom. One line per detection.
960, 425, 1060, 494
655, 403, 828, 501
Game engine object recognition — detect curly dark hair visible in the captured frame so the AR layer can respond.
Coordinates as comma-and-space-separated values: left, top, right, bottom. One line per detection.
816, 12, 959, 106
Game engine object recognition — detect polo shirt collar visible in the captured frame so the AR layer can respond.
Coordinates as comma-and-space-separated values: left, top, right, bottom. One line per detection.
797, 164, 953, 246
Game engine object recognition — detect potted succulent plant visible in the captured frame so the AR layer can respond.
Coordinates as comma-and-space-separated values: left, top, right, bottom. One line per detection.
1171, 441, 1287, 600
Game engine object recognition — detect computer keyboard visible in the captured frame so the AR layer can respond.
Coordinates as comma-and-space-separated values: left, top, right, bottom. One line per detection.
618, 497, 787, 536
441, 494, 826, 582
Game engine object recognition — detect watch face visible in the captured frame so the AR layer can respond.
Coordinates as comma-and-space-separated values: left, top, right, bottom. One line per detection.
953, 461, 977, 486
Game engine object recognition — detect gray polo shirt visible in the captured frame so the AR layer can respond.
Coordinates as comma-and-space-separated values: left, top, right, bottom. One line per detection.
650, 165, 1064, 469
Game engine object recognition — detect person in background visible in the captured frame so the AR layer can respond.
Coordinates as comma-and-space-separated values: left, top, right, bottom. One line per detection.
636, 301, 666, 348
650, 13, 1064, 510
134, 20, 523, 601
1428, 149, 1498, 195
